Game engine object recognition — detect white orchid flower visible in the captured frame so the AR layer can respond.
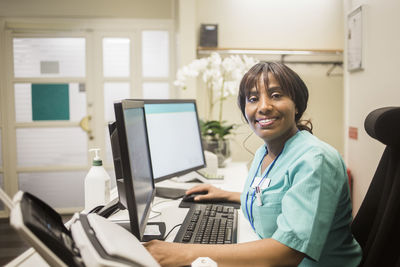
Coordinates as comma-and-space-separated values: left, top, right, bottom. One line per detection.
174, 52, 258, 121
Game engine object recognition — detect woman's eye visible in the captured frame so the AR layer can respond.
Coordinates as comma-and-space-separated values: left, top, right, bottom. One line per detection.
271, 92, 282, 99
247, 96, 258, 103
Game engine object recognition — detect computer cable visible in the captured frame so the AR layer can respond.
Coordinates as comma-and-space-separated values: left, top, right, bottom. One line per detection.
149, 198, 177, 219
162, 223, 182, 241
149, 210, 162, 220
153, 198, 176, 207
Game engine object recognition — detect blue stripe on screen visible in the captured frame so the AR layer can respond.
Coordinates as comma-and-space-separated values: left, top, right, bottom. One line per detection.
144, 103, 195, 114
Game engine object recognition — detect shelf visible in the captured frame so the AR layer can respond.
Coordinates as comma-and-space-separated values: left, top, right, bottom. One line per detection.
197, 47, 343, 65
198, 47, 343, 55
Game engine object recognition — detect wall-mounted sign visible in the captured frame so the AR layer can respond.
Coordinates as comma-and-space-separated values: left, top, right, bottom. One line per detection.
347, 6, 363, 72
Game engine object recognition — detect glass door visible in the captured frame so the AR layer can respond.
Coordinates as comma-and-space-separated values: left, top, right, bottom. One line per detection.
10, 35, 90, 213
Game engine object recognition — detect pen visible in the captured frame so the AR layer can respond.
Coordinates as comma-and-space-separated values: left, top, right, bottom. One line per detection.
255, 186, 262, 206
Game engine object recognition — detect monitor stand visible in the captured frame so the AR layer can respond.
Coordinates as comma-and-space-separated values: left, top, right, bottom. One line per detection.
115, 221, 166, 242
155, 171, 224, 199
173, 171, 206, 183
154, 172, 205, 200
173, 170, 224, 183
142, 222, 166, 242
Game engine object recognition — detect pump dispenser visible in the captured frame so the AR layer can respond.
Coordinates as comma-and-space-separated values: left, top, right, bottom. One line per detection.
85, 148, 111, 212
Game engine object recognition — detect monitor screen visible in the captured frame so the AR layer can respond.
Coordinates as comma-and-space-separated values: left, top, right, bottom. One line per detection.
112, 100, 155, 241
142, 99, 206, 182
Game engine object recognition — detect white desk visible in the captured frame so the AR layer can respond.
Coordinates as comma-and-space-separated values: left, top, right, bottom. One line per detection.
7, 162, 258, 266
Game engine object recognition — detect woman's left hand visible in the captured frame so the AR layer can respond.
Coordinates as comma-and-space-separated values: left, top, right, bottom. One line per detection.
144, 240, 193, 267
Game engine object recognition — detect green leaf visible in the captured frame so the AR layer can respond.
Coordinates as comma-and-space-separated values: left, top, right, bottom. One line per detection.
199, 119, 235, 140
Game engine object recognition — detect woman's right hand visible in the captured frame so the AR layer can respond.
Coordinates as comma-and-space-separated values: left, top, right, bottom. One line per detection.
185, 184, 240, 203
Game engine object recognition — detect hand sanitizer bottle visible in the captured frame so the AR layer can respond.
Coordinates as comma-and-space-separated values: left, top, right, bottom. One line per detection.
85, 148, 111, 212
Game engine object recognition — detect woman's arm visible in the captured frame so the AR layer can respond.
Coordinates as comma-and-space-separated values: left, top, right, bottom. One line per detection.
185, 184, 241, 203
144, 238, 305, 267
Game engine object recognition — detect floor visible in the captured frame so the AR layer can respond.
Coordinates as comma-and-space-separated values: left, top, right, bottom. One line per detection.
0, 218, 30, 265
0, 215, 72, 265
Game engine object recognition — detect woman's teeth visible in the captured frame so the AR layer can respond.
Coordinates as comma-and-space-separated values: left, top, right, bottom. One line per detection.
258, 118, 276, 126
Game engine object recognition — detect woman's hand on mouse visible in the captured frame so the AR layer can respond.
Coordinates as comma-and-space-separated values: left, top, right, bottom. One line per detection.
185, 184, 241, 203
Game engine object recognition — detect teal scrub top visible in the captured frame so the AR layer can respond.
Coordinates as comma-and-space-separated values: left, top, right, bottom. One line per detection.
240, 131, 362, 267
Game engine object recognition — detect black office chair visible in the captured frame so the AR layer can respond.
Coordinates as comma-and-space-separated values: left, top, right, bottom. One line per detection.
351, 107, 400, 267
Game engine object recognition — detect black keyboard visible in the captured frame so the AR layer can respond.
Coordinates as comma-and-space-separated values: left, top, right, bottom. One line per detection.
173, 204, 237, 244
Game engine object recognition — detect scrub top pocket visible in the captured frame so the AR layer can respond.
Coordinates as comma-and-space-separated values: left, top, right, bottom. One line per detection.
253, 191, 285, 238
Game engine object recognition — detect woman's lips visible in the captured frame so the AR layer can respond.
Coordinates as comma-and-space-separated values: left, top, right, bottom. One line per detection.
256, 118, 277, 127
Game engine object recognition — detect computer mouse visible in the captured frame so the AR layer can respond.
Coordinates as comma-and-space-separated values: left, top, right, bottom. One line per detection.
182, 191, 208, 203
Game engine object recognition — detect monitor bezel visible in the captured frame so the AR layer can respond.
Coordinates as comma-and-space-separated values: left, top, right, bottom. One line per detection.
131, 99, 206, 183
113, 99, 156, 241
108, 120, 128, 211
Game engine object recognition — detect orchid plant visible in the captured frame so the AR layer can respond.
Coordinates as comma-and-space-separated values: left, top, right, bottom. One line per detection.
174, 52, 258, 140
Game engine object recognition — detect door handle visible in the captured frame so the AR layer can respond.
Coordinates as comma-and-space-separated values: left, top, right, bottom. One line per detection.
79, 115, 94, 140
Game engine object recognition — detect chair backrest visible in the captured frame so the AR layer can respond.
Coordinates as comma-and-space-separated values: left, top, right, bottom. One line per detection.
351, 107, 400, 267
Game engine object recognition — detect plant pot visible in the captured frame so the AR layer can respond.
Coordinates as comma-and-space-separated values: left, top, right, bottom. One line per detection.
202, 138, 231, 168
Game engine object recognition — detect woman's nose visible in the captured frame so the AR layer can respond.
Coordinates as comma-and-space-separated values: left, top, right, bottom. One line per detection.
258, 96, 272, 113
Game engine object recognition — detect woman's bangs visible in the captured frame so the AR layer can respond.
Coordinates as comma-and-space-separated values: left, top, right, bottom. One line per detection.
244, 67, 270, 97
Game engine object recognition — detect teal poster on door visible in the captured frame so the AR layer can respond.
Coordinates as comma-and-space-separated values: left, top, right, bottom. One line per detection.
32, 84, 69, 121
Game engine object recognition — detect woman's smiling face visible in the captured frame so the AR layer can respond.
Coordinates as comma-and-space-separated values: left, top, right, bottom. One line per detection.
245, 73, 298, 145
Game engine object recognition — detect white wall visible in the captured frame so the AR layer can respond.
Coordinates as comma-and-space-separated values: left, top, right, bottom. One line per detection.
343, 0, 400, 215
0, 0, 174, 19
192, 0, 345, 163
176, 0, 197, 99
196, 0, 343, 49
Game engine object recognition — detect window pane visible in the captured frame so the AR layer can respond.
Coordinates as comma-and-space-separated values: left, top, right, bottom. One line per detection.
14, 83, 32, 122
16, 127, 88, 167
143, 82, 169, 99
103, 38, 130, 77
13, 38, 85, 78
19, 171, 86, 208
142, 31, 169, 77
14, 83, 86, 123
104, 82, 130, 122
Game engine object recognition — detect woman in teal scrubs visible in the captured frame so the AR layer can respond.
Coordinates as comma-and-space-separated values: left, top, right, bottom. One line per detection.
145, 62, 362, 266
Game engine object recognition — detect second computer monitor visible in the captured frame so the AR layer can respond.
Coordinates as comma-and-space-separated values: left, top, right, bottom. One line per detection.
112, 99, 155, 241
142, 99, 206, 183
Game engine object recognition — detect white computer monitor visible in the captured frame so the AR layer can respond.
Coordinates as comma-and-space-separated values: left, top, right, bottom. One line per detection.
141, 99, 206, 183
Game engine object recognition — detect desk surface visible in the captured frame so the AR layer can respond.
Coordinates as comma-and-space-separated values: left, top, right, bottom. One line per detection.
7, 162, 258, 266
